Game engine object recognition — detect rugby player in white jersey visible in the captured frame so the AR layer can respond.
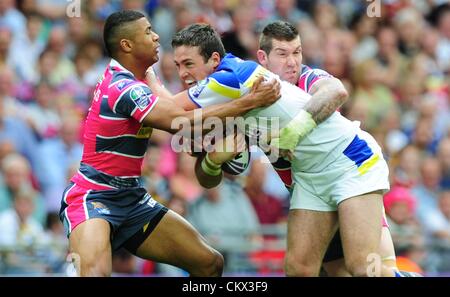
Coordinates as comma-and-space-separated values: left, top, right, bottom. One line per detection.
146, 23, 397, 277
255, 21, 402, 276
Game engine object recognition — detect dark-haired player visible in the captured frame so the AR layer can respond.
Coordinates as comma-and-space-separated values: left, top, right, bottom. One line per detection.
59, 10, 280, 276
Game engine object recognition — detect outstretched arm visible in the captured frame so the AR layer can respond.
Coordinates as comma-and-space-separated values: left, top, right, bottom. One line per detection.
144, 74, 281, 134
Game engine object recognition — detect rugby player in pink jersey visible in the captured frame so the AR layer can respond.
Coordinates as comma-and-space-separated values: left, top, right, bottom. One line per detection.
59, 10, 281, 276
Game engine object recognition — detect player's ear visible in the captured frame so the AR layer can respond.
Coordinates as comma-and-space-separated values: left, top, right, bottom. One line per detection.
256, 49, 268, 66
210, 52, 221, 68
119, 38, 133, 54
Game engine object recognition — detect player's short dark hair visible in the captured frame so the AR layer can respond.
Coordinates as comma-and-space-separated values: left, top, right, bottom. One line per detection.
172, 23, 226, 62
259, 21, 299, 54
103, 10, 146, 58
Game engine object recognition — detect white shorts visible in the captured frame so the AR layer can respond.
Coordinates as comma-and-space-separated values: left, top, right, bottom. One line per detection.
290, 130, 390, 211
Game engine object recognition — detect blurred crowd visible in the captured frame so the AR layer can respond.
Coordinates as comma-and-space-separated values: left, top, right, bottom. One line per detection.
0, 0, 449, 276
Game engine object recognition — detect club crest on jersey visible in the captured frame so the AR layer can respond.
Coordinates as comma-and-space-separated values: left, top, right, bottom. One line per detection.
189, 78, 209, 99
130, 85, 151, 110
116, 79, 133, 91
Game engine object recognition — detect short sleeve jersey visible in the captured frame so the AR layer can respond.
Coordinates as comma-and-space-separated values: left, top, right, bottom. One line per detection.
73, 59, 158, 184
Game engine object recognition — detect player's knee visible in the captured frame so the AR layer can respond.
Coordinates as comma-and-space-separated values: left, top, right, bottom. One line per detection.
284, 255, 319, 277
80, 259, 111, 277
211, 250, 224, 276
193, 249, 224, 277
345, 260, 370, 277
205, 249, 224, 276
322, 260, 352, 277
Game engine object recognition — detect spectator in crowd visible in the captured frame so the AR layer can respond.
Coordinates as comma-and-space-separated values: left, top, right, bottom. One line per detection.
437, 138, 450, 188
312, 1, 340, 33
373, 26, 408, 90
390, 144, 422, 187
433, 3, 450, 74
222, 8, 258, 60
409, 116, 440, 156
156, 52, 183, 94
187, 175, 262, 253
349, 11, 378, 63
44, 26, 76, 86
0, 66, 25, 117
439, 190, 450, 224
0, 186, 46, 248
10, 12, 47, 85
266, 0, 309, 26
204, 0, 232, 34
0, 0, 27, 38
152, 0, 190, 51
384, 186, 422, 253
24, 80, 61, 140
0, 81, 38, 170
394, 7, 425, 58
169, 153, 204, 203
245, 158, 286, 225
141, 143, 171, 203
413, 157, 450, 242
351, 58, 398, 132
0, 153, 45, 224
35, 116, 82, 211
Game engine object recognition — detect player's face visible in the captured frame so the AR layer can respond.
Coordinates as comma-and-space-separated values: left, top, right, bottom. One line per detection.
260, 37, 302, 85
173, 45, 218, 89
132, 18, 160, 66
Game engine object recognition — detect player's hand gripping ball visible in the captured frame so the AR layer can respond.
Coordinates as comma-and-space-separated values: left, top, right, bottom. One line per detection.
221, 140, 251, 175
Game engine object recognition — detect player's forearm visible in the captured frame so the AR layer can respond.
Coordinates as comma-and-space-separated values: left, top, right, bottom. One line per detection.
151, 94, 256, 135
182, 93, 259, 134
191, 95, 255, 121
151, 84, 174, 99
304, 78, 348, 125
195, 154, 223, 188
146, 77, 175, 101
271, 78, 348, 151
156, 78, 280, 134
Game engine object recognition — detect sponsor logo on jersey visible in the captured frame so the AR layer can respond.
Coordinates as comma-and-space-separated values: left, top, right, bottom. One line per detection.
189, 78, 209, 98
130, 85, 151, 110
116, 79, 133, 91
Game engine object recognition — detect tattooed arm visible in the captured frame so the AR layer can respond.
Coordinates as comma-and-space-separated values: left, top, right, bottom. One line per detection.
271, 76, 349, 152
304, 77, 349, 125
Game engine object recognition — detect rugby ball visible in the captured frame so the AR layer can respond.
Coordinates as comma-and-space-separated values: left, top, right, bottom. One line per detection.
221, 148, 251, 175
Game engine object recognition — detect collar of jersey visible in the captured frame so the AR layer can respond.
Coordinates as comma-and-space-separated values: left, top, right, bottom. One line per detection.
110, 59, 134, 76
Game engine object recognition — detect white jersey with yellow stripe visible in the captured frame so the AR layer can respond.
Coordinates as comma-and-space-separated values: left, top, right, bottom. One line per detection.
188, 53, 362, 173
187, 54, 311, 130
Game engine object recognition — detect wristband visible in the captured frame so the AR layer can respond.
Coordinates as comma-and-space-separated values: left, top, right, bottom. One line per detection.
278, 109, 316, 150
201, 154, 222, 176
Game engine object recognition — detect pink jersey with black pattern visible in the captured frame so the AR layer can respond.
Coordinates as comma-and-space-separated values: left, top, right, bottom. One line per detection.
297, 64, 333, 93
72, 59, 158, 188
